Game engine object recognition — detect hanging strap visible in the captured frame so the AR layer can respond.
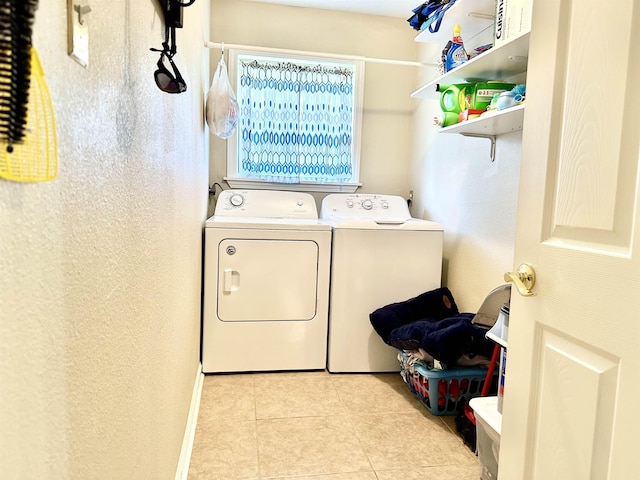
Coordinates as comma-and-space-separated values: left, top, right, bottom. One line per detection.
427, 0, 457, 33
408, 0, 457, 33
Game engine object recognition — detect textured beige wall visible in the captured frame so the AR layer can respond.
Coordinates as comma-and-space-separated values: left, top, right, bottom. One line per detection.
0, 1, 209, 479
208, 0, 419, 211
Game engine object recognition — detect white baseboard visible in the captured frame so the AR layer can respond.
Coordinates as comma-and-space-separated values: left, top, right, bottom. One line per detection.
175, 362, 204, 480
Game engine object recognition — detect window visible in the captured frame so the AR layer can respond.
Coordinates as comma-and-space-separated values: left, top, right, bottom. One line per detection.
225, 50, 364, 192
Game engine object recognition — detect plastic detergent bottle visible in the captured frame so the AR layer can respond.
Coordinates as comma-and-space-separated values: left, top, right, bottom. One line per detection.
444, 24, 468, 72
439, 83, 471, 114
433, 112, 459, 127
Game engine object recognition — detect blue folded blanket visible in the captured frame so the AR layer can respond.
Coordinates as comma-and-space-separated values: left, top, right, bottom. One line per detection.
369, 287, 459, 341
370, 287, 494, 367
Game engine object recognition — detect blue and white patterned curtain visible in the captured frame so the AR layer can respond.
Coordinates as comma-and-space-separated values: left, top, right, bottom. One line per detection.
237, 58, 355, 184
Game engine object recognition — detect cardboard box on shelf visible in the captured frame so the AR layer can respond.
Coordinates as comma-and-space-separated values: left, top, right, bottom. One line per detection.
494, 0, 532, 47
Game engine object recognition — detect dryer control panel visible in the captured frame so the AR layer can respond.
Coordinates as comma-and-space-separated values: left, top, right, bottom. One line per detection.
320, 194, 411, 222
215, 189, 319, 219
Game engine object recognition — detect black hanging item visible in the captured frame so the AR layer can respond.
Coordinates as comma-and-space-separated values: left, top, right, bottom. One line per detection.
153, 49, 187, 94
151, 0, 196, 94
150, 24, 187, 94
0, 0, 40, 152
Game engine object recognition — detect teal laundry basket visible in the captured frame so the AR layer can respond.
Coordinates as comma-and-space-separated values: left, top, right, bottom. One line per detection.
398, 350, 494, 415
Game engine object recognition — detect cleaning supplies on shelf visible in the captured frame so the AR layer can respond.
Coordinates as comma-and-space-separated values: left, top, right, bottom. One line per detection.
436, 83, 470, 126
435, 81, 521, 127
444, 24, 468, 72
443, 82, 516, 112
466, 82, 516, 110
458, 109, 485, 122
439, 83, 471, 114
496, 91, 518, 110
433, 112, 460, 127
493, 83, 526, 111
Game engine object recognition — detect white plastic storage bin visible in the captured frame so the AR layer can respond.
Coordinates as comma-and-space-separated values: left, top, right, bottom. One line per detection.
469, 396, 502, 480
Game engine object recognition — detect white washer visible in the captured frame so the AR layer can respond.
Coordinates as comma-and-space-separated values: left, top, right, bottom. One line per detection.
320, 193, 444, 373
202, 190, 331, 373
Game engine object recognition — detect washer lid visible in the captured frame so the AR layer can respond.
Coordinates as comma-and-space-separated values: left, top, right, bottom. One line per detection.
320, 193, 410, 221
320, 193, 442, 230
328, 218, 443, 231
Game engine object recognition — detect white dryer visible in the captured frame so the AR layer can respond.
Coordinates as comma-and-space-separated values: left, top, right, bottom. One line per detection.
202, 190, 331, 373
320, 193, 444, 373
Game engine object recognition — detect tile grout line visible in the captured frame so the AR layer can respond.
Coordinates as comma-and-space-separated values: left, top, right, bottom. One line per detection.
250, 372, 264, 480
328, 372, 379, 476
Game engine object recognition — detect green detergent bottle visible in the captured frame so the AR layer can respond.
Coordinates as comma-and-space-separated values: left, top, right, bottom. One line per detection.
439, 83, 471, 114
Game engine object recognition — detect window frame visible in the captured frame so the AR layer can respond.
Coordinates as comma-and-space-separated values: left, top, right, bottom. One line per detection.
224, 48, 365, 193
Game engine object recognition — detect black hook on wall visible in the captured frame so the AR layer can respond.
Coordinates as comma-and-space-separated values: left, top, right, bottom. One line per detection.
163, 0, 196, 29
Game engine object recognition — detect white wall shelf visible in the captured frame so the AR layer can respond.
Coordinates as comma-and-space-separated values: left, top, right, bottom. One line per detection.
436, 105, 525, 162
411, 32, 530, 99
412, 2, 530, 161
439, 104, 525, 136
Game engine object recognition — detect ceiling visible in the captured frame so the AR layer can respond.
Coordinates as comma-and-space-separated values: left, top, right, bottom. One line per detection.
245, 0, 420, 19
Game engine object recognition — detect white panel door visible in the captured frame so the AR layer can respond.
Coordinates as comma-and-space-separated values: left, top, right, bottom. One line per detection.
217, 238, 319, 321
500, 1, 640, 478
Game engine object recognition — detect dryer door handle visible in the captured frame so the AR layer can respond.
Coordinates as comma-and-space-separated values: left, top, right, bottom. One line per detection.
223, 269, 240, 293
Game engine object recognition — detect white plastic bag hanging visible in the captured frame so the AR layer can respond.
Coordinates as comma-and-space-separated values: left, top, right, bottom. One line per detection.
206, 55, 239, 139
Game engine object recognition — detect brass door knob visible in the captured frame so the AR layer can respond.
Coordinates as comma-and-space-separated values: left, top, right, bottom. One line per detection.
504, 263, 536, 296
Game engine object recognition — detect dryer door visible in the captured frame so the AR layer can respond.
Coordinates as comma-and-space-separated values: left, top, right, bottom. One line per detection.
217, 239, 319, 321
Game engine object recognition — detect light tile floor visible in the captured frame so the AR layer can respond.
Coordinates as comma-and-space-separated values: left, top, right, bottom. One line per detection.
187, 370, 479, 480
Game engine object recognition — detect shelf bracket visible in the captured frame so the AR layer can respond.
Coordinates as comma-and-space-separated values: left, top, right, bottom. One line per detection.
461, 133, 497, 162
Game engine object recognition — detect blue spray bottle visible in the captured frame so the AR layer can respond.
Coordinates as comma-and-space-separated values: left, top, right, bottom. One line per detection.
444, 24, 468, 72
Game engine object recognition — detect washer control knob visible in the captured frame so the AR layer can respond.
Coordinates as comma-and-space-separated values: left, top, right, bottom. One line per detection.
347, 200, 354, 208
381, 201, 389, 209
229, 194, 244, 207
362, 199, 373, 210
297, 199, 304, 206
